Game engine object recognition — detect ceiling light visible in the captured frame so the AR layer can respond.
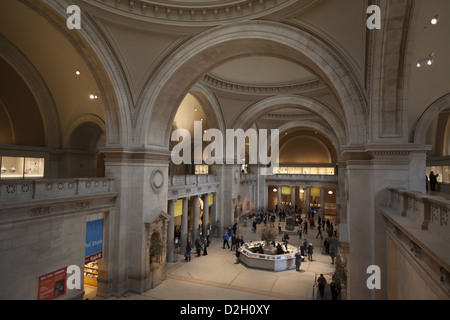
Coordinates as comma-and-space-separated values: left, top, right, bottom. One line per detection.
328, 190, 333, 195
273, 188, 277, 192
75, 70, 81, 76
416, 52, 434, 68
300, 189, 304, 193
431, 15, 439, 25
89, 93, 98, 100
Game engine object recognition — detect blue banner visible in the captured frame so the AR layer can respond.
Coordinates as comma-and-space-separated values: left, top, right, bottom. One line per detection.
85, 219, 103, 262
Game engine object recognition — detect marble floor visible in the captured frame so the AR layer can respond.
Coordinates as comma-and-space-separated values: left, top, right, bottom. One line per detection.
110, 216, 339, 301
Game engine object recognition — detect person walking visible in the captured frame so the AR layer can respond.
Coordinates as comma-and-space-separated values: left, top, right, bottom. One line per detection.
223, 232, 230, 249
317, 274, 327, 298
316, 224, 323, 239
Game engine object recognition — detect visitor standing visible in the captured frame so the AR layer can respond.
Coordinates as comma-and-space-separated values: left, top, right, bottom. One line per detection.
295, 250, 302, 271
324, 238, 330, 254
429, 171, 439, 191
307, 242, 314, 261
202, 236, 208, 256
235, 246, 241, 264
330, 247, 336, 264
185, 241, 191, 262
330, 277, 341, 300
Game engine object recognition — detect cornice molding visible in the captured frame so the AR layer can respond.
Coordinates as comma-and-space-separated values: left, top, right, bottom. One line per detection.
202, 73, 325, 96
84, 0, 297, 26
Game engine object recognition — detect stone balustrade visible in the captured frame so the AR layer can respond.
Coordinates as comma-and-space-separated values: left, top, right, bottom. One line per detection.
168, 174, 219, 200
381, 188, 450, 297
387, 188, 450, 241
0, 178, 115, 203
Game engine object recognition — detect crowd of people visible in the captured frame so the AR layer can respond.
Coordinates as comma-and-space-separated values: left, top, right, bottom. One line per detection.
174, 208, 342, 299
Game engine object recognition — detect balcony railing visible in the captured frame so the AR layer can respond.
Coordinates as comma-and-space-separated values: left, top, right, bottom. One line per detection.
386, 188, 450, 241
0, 178, 115, 203
168, 174, 217, 187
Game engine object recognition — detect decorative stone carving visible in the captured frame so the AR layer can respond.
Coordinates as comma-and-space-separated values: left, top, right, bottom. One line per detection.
150, 169, 164, 192
440, 267, 450, 293
410, 241, 422, 259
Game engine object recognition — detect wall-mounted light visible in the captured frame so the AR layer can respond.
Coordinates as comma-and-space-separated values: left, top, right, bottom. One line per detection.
300, 189, 304, 193
273, 188, 277, 192
328, 190, 334, 195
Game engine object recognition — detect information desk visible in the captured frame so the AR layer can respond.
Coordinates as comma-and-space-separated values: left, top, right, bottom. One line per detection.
238, 241, 298, 272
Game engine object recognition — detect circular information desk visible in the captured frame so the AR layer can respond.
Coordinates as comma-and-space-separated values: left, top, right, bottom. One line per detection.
238, 241, 298, 272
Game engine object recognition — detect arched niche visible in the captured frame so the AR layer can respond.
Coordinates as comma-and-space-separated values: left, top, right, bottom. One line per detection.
61, 116, 106, 178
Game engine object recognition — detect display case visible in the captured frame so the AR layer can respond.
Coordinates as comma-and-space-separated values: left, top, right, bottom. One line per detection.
195, 164, 209, 174
0, 156, 44, 180
0, 157, 24, 180
84, 261, 99, 286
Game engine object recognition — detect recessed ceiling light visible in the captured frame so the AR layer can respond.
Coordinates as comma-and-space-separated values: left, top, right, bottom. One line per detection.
75, 70, 81, 76
431, 15, 439, 25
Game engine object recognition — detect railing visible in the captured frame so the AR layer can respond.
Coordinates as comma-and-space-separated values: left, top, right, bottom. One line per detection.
168, 174, 217, 187
168, 174, 219, 200
387, 188, 450, 242
0, 178, 115, 203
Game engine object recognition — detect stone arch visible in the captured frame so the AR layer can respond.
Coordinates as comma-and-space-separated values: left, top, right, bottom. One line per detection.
137, 21, 367, 149
232, 95, 347, 146
64, 114, 106, 149
275, 121, 341, 156
33, 0, 132, 147
0, 34, 60, 148
413, 93, 450, 145
190, 83, 226, 135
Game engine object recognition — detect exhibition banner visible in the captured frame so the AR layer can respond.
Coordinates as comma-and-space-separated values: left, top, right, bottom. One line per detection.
37, 267, 67, 300
85, 219, 103, 263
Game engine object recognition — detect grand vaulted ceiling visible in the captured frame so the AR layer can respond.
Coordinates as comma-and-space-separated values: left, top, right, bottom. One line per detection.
0, 0, 449, 153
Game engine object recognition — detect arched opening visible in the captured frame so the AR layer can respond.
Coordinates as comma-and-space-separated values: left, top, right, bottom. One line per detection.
0, 57, 46, 147
61, 121, 106, 178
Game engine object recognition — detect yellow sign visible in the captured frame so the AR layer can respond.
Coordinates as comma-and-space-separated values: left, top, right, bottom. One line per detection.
174, 199, 183, 217
281, 186, 291, 195
209, 193, 214, 205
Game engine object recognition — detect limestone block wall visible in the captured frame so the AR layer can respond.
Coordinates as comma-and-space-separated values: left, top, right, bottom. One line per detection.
0, 188, 117, 299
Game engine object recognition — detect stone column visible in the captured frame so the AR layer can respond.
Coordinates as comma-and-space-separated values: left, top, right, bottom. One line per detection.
167, 199, 175, 262
193, 195, 200, 241
305, 187, 310, 214
291, 186, 296, 209
180, 196, 189, 254
277, 186, 282, 212
202, 193, 210, 236
320, 187, 325, 220
102, 147, 170, 295
210, 193, 217, 234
